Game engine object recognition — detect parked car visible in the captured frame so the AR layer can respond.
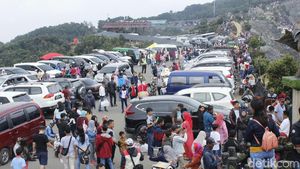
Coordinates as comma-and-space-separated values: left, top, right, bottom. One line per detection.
0, 67, 31, 75
88, 53, 110, 63
185, 51, 230, 69
45, 78, 86, 100
37, 60, 66, 70
175, 86, 234, 110
79, 78, 100, 97
165, 71, 232, 95
124, 95, 228, 135
0, 102, 45, 165
0, 92, 32, 104
74, 55, 105, 70
186, 57, 233, 71
14, 62, 61, 78
52, 56, 92, 70
0, 74, 38, 90
112, 47, 140, 64
94, 63, 133, 83
0, 91, 32, 104
3, 82, 65, 114
107, 51, 132, 63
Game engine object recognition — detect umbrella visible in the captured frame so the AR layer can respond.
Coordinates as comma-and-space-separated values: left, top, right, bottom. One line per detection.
40, 53, 63, 60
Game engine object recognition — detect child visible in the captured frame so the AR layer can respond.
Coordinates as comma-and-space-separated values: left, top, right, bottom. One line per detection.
172, 126, 187, 168
118, 131, 127, 169
210, 124, 221, 157
11, 147, 26, 169
280, 111, 290, 137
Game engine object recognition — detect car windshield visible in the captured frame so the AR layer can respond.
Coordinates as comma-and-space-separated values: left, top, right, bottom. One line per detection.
99, 66, 116, 73
82, 79, 97, 86
13, 94, 31, 102
47, 84, 60, 93
0, 77, 6, 85
38, 64, 54, 71
27, 75, 38, 80
90, 57, 102, 64
10, 68, 30, 74
58, 81, 72, 88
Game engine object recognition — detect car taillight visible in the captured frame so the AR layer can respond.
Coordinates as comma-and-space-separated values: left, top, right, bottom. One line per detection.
125, 104, 134, 116
44, 93, 54, 99
226, 74, 233, 78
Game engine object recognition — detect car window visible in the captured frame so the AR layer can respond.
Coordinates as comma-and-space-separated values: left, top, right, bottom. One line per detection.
170, 76, 186, 85
136, 103, 151, 111
11, 110, 27, 126
11, 68, 29, 74
212, 93, 227, 101
208, 75, 224, 84
0, 97, 10, 104
0, 116, 9, 132
16, 77, 28, 84
189, 76, 205, 85
25, 106, 40, 120
30, 87, 42, 95
47, 84, 60, 93
14, 87, 30, 94
99, 66, 116, 73
38, 64, 54, 71
193, 92, 211, 102
152, 102, 175, 112
27, 75, 38, 80
13, 94, 32, 102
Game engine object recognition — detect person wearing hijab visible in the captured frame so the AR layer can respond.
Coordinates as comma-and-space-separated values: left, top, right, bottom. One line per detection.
86, 120, 97, 165
184, 143, 203, 169
192, 131, 206, 152
213, 113, 228, 145
182, 112, 194, 159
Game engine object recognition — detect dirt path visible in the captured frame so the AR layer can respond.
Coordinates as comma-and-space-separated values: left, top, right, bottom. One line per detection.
232, 21, 242, 37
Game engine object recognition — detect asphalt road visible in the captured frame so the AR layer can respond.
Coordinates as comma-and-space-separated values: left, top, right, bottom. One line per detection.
2, 65, 157, 169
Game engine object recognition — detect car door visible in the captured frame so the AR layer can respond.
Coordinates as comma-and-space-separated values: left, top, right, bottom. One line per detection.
9, 109, 30, 142
150, 101, 177, 126
0, 115, 11, 149
24, 105, 45, 142
192, 92, 212, 104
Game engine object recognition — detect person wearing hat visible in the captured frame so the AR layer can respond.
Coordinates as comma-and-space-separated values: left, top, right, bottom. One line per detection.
123, 138, 143, 169
83, 89, 96, 111
32, 126, 54, 169
203, 137, 219, 169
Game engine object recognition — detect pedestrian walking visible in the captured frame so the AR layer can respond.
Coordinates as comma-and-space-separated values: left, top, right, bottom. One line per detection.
107, 77, 117, 107
99, 83, 108, 112
60, 127, 78, 169
203, 137, 220, 169
140, 54, 147, 74
86, 120, 97, 165
182, 112, 194, 159
32, 126, 53, 169
83, 90, 96, 111
76, 129, 91, 169
107, 119, 117, 162
146, 108, 155, 157
119, 85, 128, 113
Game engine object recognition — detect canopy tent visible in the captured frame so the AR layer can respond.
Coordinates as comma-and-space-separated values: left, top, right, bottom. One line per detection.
40, 52, 63, 60
146, 43, 158, 49
146, 43, 177, 50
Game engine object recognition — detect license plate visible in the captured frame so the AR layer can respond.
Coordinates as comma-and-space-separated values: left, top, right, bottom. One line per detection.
55, 95, 62, 100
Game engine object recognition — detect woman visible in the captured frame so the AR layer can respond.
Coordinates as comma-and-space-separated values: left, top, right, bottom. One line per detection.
182, 112, 194, 159
91, 115, 99, 129
245, 97, 280, 169
76, 129, 91, 169
119, 85, 128, 113
184, 143, 203, 169
213, 113, 228, 144
196, 105, 206, 131
86, 120, 97, 165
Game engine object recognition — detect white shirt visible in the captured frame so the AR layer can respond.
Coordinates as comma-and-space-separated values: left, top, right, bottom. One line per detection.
172, 133, 187, 156
60, 135, 78, 157
210, 131, 220, 151
99, 86, 106, 97
280, 118, 290, 136
146, 115, 154, 125
275, 104, 285, 122
120, 90, 127, 99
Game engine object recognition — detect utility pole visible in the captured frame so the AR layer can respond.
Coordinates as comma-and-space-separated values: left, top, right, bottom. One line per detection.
213, 0, 216, 17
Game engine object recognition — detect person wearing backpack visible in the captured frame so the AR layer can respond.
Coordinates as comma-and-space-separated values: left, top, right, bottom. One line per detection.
76, 129, 90, 169
245, 97, 280, 169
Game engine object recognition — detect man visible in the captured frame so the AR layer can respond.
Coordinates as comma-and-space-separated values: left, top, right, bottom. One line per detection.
153, 118, 165, 148
83, 89, 96, 110
203, 137, 219, 169
107, 77, 117, 107
229, 101, 242, 130
172, 104, 184, 125
204, 106, 215, 136
60, 127, 78, 169
275, 99, 286, 123
107, 119, 117, 162
57, 113, 68, 140
131, 72, 138, 86
62, 86, 71, 112
99, 83, 108, 112
32, 126, 53, 169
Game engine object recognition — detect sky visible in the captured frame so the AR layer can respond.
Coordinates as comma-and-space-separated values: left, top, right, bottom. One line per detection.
0, 0, 213, 43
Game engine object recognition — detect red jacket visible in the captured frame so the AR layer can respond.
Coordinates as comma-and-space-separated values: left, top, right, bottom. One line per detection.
95, 133, 114, 158
138, 84, 147, 92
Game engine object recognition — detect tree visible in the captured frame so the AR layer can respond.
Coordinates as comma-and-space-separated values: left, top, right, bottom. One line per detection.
267, 54, 299, 93
253, 55, 269, 75
248, 35, 265, 49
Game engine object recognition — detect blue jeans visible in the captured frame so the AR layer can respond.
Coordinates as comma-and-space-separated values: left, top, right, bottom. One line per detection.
250, 150, 275, 169
76, 153, 90, 169
147, 132, 154, 157
120, 98, 127, 112
65, 101, 71, 112
99, 158, 114, 169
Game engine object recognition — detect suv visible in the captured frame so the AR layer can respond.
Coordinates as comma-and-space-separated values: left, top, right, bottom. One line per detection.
94, 63, 133, 83
45, 78, 86, 99
0, 102, 45, 164
0, 74, 38, 90
0, 92, 32, 104
3, 82, 65, 114
14, 62, 61, 78
52, 56, 92, 70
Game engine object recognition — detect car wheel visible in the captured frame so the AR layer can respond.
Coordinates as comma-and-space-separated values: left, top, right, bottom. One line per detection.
0, 148, 10, 165
136, 123, 147, 134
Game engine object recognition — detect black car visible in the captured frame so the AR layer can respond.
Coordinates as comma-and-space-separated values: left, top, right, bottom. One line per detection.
79, 78, 100, 97
125, 95, 206, 134
45, 78, 86, 100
